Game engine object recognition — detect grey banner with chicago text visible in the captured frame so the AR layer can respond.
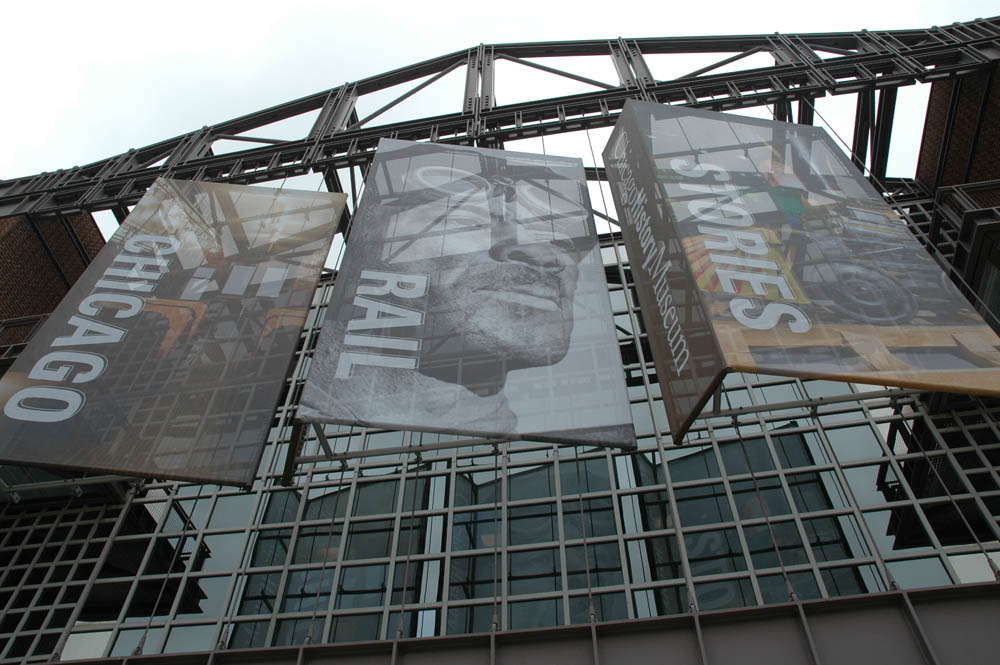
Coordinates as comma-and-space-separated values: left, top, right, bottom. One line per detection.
0, 178, 345, 485
299, 139, 635, 448
604, 101, 1000, 441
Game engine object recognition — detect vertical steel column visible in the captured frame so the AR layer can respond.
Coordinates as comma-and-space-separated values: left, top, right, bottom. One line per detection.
871, 87, 898, 179
851, 89, 875, 171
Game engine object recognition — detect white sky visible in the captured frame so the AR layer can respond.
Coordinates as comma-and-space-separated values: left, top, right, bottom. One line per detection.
2, 0, 996, 244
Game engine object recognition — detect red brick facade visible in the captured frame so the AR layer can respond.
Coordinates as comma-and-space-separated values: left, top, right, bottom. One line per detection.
0, 212, 105, 320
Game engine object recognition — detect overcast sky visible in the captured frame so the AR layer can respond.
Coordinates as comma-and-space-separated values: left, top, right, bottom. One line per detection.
2, 0, 996, 237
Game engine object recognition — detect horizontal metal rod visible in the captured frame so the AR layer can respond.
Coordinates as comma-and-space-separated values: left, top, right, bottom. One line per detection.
214, 134, 289, 145
0, 474, 137, 494
295, 436, 505, 464
496, 53, 617, 90
352, 60, 464, 129
706, 387, 917, 420
680, 46, 765, 79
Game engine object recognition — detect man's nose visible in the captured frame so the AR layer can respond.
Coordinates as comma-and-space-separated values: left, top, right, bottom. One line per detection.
490, 234, 566, 273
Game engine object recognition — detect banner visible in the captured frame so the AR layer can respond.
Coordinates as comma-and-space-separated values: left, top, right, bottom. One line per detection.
604, 101, 1000, 440
299, 139, 635, 448
0, 179, 345, 486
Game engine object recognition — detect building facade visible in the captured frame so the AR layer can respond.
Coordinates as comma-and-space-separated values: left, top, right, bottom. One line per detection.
0, 18, 999, 665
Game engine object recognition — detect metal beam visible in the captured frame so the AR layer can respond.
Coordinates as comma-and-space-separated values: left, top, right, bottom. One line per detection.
871, 87, 898, 178
2, 19, 999, 216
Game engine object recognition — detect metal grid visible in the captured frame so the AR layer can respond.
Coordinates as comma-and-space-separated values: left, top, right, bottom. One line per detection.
0, 17, 999, 664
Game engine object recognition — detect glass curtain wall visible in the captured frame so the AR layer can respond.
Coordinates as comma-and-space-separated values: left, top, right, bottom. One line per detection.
0, 221, 998, 664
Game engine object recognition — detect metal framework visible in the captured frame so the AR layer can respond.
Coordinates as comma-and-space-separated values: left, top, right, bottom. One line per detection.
2, 18, 999, 218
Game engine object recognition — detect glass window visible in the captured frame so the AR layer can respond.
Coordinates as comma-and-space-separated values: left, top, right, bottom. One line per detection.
353, 480, 398, 516
229, 620, 268, 649
730, 478, 791, 520
261, 492, 298, 528
391, 559, 436, 605
803, 515, 870, 562
61, 632, 111, 660
627, 535, 682, 582
649, 585, 687, 617
454, 471, 498, 507
695, 578, 755, 611
509, 598, 563, 630
249, 528, 291, 567
719, 438, 774, 475
238, 572, 280, 615
273, 617, 322, 646
922, 500, 995, 546
774, 430, 829, 468
345, 519, 394, 560
447, 603, 494, 635
685, 528, 747, 576
563, 498, 616, 540
787, 471, 849, 513
281, 568, 334, 612
675, 484, 732, 527
195, 532, 247, 573
821, 564, 886, 596
759, 571, 820, 604
826, 426, 883, 462
176, 576, 230, 619
566, 542, 623, 588
397, 516, 434, 556
452, 510, 499, 551
844, 464, 903, 507
862, 508, 933, 556
110, 628, 164, 657
666, 446, 720, 482
569, 592, 628, 623
886, 557, 952, 590
744, 521, 808, 569
630, 491, 672, 532
402, 473, 438, 512
509, 504, 558, 546
332, 613, 382, 642
560, 456, 612, 495
163, 624, 216, 653
303, 487, 348, 521
336, 564, 387, 609
209, 494, 257, 530
508, 548, 561, 595
450, 554, 497, 601
293, 526, 340, 564
508, 465, 556, 501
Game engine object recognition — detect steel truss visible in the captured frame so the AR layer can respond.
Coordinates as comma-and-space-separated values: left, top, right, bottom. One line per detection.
1, 18, 999, 217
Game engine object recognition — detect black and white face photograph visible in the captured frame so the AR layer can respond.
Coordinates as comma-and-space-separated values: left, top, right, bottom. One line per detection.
299, 139, 634, 446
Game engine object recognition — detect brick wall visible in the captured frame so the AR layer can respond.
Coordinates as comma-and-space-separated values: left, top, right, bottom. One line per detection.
0, 212, 105, 320
916, 64, 1000, 189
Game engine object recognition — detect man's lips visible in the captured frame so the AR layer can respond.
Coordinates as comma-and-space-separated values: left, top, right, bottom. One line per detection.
477, 288, 560, 311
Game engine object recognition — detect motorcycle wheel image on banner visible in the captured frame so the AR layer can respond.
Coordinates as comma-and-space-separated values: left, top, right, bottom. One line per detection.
604, 101, 1000, 441
299, 139, 636, 449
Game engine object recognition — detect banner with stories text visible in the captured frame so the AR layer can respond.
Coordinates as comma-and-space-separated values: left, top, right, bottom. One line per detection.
604, 101, 1000, 441
0, 178, 345, 485
299, 139, 635, 448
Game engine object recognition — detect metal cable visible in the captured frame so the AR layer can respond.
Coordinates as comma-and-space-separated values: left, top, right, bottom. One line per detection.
135, 483, 199, 656
489, 443, 503, 634
301, 427, 351, 645
393, 444, 426, 642
571, 449, 598, 624
731, 421, 799, 602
